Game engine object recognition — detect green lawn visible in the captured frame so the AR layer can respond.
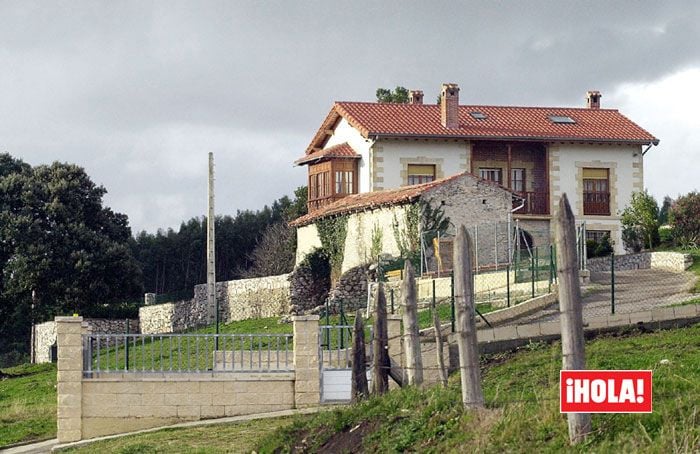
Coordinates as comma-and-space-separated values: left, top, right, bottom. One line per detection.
0, 363, 57, 447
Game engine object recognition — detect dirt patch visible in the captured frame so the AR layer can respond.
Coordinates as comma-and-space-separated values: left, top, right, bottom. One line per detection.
316, 419, 380, 454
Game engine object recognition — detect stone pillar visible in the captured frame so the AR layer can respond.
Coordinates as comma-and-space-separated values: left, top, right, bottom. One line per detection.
56, 316, 85, 443
292, 315, 320, 408
144, 293, 156, 306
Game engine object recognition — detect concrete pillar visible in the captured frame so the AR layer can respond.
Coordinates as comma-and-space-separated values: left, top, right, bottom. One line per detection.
56, 316, 85, 443
144, 293, 156, 306
292, 315, 320, 408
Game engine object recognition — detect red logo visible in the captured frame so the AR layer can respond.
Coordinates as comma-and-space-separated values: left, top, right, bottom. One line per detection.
560, 370, 653, 413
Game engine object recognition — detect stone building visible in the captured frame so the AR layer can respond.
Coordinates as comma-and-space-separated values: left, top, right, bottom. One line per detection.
290, 172, 518, 272
294, 83, 659, 254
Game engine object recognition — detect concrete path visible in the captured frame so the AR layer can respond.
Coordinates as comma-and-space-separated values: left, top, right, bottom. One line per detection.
1, 407, 324, 454
515, 268, 697, 324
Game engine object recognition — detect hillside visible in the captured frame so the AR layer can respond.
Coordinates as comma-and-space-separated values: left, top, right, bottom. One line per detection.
256, 324, 700, 453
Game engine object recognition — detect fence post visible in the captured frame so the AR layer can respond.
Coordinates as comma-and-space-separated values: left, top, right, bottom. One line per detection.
450, 271, 456, 333
611, 251, 616, 315
390, 288, 395, 315
56, 316, 85, 443
454, 225, 485, 409
506, 263, 511, 307
549, 244, 554, 293
351, 311, 368, 402
531, 249, 536, 299
125, 319, 130, 371
432, 279, 436, 321
292, 315, 320, 408
372, 283, 389, 395
402, 261, 423, 386
555, 194, 591, 444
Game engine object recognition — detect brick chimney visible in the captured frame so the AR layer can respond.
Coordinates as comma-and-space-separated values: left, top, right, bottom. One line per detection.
440, 83, 460, 129
409, 90, 424, 105
586, 90, 602, 109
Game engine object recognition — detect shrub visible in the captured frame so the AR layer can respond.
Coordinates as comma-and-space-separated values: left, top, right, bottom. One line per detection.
669, 191, 700, 249
621, 190, 659, 252
586, 234, 613, 258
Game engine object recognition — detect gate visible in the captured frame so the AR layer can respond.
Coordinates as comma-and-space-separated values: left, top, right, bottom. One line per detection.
320, 324, 364, 402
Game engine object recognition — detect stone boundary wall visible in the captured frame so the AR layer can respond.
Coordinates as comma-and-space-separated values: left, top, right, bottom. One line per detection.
140, 274, 291, 334
33, 318, 139, 364
55, 315, 320, 442
587, 251, 692, 273
476, 289, 558, 327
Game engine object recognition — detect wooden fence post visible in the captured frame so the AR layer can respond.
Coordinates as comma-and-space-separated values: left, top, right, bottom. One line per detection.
372, 282, 389, 395
454, 225, 484, 409
556, 194, 592, 444
431, 297, 448, 387
401, 260, 423, 386
352, 310, 369, 402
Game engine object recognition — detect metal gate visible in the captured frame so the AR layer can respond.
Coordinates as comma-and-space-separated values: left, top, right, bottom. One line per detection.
322, 324, 372, 402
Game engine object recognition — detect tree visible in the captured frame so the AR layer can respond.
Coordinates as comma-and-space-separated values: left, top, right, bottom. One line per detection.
658, 195, 673, 225
0, 154, 143, 365
669, 191, 700, 249
243, 223, 296, 278
620, 190, 660, 252
376, 86, 409, 103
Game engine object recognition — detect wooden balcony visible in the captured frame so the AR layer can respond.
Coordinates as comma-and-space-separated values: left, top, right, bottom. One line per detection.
583, 192, 610, 215
513, 191, 549, 215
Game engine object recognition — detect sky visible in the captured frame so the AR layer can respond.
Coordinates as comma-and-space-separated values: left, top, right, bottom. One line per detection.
2, 1, 699, 233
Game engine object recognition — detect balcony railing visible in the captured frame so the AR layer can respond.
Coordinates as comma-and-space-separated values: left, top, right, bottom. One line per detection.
513, 191, 549, 215
583, 192, 610, 215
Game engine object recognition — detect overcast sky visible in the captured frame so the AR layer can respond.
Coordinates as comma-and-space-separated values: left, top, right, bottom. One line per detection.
2, 1, 699, 233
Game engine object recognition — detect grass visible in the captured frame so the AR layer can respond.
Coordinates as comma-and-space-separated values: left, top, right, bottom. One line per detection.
256, 324, 700, 453
0, 363, 57, 447
59, 417, 296, 454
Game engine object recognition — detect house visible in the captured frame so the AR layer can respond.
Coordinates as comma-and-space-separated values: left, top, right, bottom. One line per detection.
294, 83, 658, 255
290, 172, 518, 273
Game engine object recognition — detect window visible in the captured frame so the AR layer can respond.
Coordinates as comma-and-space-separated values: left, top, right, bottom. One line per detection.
479, 168, 502, 185
470, 111, 487, 120
335, 170, 356, 194
549, 115, 576, 124
407, 164, 436, 185
586, 230, 610, 243
511, 168, 526, 192
583, 168, 610, 215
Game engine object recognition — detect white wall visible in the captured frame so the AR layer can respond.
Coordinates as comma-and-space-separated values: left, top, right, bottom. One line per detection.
295, 223, 322, 265
552, 143, 643, 253
324, 118, 373, 193
374, 140, 469, 190
342, 205, 408, 272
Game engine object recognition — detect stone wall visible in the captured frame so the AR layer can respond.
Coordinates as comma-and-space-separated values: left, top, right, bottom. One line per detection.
327, 265, 374, 313
587, 251, 692, 273
140, 274, 292, 334
34, 318, 140, 364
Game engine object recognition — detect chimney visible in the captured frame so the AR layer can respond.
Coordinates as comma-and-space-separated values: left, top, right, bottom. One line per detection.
586, 90, 602, 109
440, 83, 460, 128
409, 90, 424, 105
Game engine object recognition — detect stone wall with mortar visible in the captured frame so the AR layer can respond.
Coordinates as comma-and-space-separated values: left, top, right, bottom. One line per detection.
34, 318, 140, 364
140, 274, 291, 334
587, 251, 692, 273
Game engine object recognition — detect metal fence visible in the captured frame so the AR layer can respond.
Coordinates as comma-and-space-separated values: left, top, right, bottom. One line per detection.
82, 332, 293, 376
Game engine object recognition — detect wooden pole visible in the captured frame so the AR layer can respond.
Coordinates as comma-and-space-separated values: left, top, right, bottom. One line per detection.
454, 225, 484, 409
401, 260, 423, 386
555, 193, 591, 444
372, 282, 389, 395
351, 310, 369, 402
431, 296, 448, 387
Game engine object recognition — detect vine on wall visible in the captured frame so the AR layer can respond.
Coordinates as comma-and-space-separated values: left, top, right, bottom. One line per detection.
392, 199, 450, 267
316, 215, 349, 282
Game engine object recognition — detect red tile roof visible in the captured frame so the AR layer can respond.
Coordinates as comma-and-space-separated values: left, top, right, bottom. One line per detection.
294, 142, 360, 165
289, 171, 517, 227
305, 102, 658, 154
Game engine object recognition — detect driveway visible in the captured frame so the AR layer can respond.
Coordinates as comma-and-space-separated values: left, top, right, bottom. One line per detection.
513, 268, 698, 324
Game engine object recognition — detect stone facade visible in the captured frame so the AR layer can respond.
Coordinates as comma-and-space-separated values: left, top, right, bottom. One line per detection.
34, 318, 139, 364
328, 265, 374, 313
587, 251, 692, 273
289, 263, 330, 315
140, 274, 291, 334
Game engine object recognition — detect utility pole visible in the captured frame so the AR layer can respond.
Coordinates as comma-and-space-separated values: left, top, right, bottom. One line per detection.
555, 194, 591, 444
207, 153, 217, 327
